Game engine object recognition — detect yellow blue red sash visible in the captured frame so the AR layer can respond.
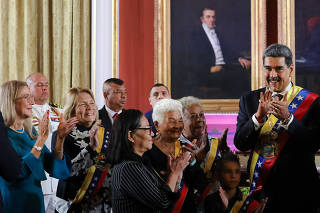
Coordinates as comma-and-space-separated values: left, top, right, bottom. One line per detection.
230, 193, 248, 213
195, 138, 219, 205
172, 141, 189, 213
73, 127, 111, 203
239, 86, 319, 212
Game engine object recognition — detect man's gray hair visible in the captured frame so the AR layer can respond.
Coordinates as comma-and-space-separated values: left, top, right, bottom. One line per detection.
152, 99, 183, 124
263, 43, 293, 67
179, 96, 201, 113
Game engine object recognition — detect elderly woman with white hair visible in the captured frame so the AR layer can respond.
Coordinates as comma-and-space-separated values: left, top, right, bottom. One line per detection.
144, 98, 207, 213
178, 96, 230, 206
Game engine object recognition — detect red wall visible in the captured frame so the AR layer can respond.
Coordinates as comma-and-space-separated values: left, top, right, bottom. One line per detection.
119, 0, 154, 113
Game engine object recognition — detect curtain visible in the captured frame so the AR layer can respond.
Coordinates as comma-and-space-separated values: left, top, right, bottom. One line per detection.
0, 0, 91, 106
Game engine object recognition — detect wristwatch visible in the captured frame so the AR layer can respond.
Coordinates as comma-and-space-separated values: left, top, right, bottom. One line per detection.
33, 145, 43, 152
282, 113, 293, 126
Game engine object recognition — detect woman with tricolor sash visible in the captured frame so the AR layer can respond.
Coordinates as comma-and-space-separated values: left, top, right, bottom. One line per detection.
144, 99, 208, 213
52, 88, 112, 213
178, 96, 230, 210
109, 109, 191, 213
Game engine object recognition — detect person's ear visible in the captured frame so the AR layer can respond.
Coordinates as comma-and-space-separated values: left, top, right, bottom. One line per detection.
288, 64, 294, 78
148, 97, 152, 107
154, 121, 160, 132
103, 91, 108, 100
128, 130, 135, 143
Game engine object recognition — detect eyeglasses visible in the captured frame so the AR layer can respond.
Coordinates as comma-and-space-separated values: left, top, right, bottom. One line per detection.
15, 94, 34, 102
135, 126, 152, 136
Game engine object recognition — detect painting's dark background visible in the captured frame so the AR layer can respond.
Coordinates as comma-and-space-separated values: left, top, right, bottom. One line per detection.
171, 0, 251, 99
295, 0, 320, 95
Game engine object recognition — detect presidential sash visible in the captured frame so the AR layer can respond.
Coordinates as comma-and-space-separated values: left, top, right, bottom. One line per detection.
240, 86, 319, 212
73, 127, 111, 203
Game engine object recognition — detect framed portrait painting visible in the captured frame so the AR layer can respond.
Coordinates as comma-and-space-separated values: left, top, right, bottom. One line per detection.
279, 0, 320, 95
154, 0, 266, 112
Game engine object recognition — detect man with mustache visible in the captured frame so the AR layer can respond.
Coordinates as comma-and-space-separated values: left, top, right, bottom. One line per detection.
234, 44, 320, 212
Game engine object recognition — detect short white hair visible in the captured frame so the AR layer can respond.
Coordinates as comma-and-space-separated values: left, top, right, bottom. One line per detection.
179, 96, 201, 113
152, 99, 183, 124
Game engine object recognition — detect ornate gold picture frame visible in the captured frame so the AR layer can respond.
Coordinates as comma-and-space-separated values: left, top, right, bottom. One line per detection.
278, 0, 320, 95
154, 0, 266, 112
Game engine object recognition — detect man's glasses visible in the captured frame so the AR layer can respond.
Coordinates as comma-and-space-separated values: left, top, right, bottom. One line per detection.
135, 126, 152, 135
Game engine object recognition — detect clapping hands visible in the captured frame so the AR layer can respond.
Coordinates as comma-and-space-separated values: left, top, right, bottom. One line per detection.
89, 120, 101, 150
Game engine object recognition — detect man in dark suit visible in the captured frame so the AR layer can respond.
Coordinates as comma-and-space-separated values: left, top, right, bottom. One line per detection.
187, 7, 250, 99
234, 44, 320, 212
0, 111, 21, 212
145, 83, 171, 136
98, 78, 127, 131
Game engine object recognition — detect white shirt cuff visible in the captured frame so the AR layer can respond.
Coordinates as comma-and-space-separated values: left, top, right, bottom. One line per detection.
252, 114, 265, 131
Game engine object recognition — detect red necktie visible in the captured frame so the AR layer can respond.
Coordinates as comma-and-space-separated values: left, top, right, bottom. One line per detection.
113, 113, 119, 121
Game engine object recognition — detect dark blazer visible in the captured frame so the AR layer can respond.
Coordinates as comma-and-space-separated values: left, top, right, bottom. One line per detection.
234, 88, 320, 212
98, 106, 113, 132
0, 111, 21, 212
144, 109, 156, 136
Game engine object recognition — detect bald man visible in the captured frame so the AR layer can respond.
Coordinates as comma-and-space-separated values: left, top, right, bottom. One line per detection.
26, 73, 62, 213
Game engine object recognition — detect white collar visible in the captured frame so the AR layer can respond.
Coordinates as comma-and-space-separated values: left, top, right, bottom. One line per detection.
32, 103, 49, 110
271, 82, 292, 97
104, 105, 122, 118
202, 23, 216, 33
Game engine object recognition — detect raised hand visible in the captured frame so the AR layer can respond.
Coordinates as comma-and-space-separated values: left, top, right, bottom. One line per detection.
38, 110, 50, 140
89, 120, 101, 150
256, 90, 273, 121
219, 186, 229, 210
218, 128, 230, 153
196, 129, 210, 162
57, 113, 79, 139
269, 92, 291, 121
169, 151, 191, 175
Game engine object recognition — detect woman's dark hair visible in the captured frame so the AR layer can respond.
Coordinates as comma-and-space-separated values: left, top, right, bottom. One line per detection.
107, 109, 143, 165
216, 152, 240, 174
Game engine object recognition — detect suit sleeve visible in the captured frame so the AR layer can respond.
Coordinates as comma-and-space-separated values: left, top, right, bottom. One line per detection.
234, 94, 260, 151
0, 111, 21, 181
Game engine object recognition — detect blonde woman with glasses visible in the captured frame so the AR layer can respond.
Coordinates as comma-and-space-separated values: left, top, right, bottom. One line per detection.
0, 80, 72, 213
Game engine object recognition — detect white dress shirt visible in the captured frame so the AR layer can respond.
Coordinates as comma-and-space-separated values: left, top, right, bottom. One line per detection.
202, 23, 225, 65
104, 105, 122, 124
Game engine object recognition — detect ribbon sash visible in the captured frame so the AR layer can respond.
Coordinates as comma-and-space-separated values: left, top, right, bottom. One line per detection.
249, 86, 319, 195
73, 127, 110, 203
196, 138, 219, 205
172, 141, 189, 213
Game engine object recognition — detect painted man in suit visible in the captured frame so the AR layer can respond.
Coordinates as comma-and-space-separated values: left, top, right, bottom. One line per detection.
187, 7, 250, 99
234, 44, 320, 212
145, 83, 171, 136
99, 78, 127, 131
